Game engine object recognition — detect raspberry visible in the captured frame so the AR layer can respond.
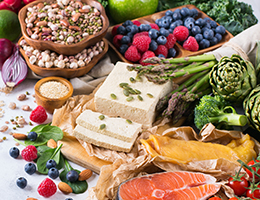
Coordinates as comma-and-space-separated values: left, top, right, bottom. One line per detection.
133, 31, 149, 39
132, 35, 151, 53
132, 20, 141, 26
111, 25, 120, 36
183, 36, 199, 51
29, 105, 47, 124
124, 45, 141, 62
139, 51, 155, 66
149, 23, 159, 30
37, 178, 57, 198
154, 45, 168, 58
165, 33, 177, 49
113, 34, 123, 49
21, 145, 37, 161
173, 26, 189, 41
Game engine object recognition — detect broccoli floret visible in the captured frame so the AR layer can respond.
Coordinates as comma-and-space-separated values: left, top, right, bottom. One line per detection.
194, 95, 248, 130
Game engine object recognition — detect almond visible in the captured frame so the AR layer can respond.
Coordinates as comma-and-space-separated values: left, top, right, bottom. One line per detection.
26, 198, 38, 200
78, 169, 93, 181
58, 182, 73, 194
12, 133, 27, 140
47, 139, 57, 149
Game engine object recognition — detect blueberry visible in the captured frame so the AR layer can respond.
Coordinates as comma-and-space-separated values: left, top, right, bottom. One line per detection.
170, 20, 183, 30
121, 36, 131, 44
155, 18, 161, 26
158, 18, 170, 29
190, 8, 198, 18
46, 159, 57, 169
139, 24, 150, 32
9, 147, 19, 158
148, 29, 159, 39
48, 167, 59, 179
185, 21, 194, 30
27, 131, 38, 141
184, 17, 195, 24
194, 33, 203, 43
159, 28, 169, 37
203, 17, 211, 24
165, 16, 173, 24
122, 20, 133, 27
203, 29, 214, 40
128, 25, 139, 34
156, 35, 167, 45
209, 37, 218, 46
215, 33, 222, 42
199, 39, 210, 49
172, 12, 182, 21
195, 18, 206, 27
165, 10, 173, 16
173, 8, 181, 14
66, 170, 79, 182
119, 44, 129, 55
215, 25, 226, 35
203, 23, 211, 30
158, 54, 165, 58
180, 7, 190, 18
168, 28, 173, 33
191, 26, 201, 35
24, 162, 36, 175
16, 177, 27, 189
117, 26, 126, 35
65, 198, 73, 200
168, 48, 177, 58
149, 40, 158, 51
210, 20, 217, 28
126, 32, 134, 40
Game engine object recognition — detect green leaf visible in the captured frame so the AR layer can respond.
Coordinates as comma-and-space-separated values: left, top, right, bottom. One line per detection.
37, 145, 51, 157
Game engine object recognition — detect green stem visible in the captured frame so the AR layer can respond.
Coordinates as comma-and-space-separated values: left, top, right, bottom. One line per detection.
190, 72, 210, 93
64, 158, 73, 171
13, 138, 26, 146
160, 54, 216, 64
50, 143, 63, 159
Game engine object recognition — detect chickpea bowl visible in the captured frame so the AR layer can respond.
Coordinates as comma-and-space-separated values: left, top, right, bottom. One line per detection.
18, 37, 109, 78
18, 0, 109, 55
34, 76, 73, 114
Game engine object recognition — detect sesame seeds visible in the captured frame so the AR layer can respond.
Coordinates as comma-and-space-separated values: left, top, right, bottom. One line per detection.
39, 81, 69, 99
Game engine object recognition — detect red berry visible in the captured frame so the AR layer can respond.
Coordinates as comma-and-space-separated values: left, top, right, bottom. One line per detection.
124, 45, 141, 62
37, 178, 57, 198
183, 36, 199, 51
165, 33, 177, 49
111, 25, 120, 36
21, 145, 37, 161
173, 26, 189, 42
113, 34, 124, 49
133, 31, 149, 40
154, 45, 168, 58
132, 35, 151, 53
132, 20, 141, 26
29, 105, 47, 124
139, 51, 155, 66
149, 23, 159, 30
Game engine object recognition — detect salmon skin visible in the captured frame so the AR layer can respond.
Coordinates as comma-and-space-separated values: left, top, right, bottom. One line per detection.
117, 171, 221, 200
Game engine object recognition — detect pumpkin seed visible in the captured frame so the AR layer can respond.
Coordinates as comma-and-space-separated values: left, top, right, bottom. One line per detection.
135, 76, 142, 82
128, 89, 136, 94
129, 77, 136, 83
147, 93, 154, 98
99, 124, 106, 130
99, 115, 105, 120
119, 83, 129, 88
126, 96, 134, 102
126, 119, 132, 124
134, 89, 141, 94
137, 95, 143, 101
110, 93, 117, 99
123, 89, 130, 96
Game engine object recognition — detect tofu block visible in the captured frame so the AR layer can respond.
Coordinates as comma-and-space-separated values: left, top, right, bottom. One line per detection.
94, 62, 173, 127
73, 125, 134, 152
76, 109, 142, 142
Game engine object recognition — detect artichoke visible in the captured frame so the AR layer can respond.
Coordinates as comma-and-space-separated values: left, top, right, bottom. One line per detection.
243, 85, 260, 131
209, 54, 257, 104
256, 41, 260, 80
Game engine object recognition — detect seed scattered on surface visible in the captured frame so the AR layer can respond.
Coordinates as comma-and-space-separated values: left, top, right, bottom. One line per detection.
128, 89, 136, 94
29, 122, 33, 126
26, 91, 30, 95
0, 139, 3, 142
110, 93, 117, 99
129, 77, 136, 83
134, 89, 141, 94
147, 93, 154, 98
126, 119, 132, 124
5, 121, 9, 124
119, 83, 128, 88
21, 105, 31, 111
123, 89, 129, 96
0, 125, 8, 132
3, 136, 6, 140
137, 95, 143, 101
99, 115, 105, 120
8, 102, 16, 110
99, 124, 106, 130
13, 127, 16, 130
17, 93, 26, 101
126, 96, 134, 102
15, 142, 19, 146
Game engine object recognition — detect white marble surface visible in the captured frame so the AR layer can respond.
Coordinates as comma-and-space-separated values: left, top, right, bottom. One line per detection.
0, 1, 259, 200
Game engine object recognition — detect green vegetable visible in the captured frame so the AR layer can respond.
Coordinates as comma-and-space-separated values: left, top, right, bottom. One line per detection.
24, 123, 63, 146
209, 54, 257, 104
243, 85, 260, 132
36, 144, 64, 174
194, 95, 248, 130
256, 41, 260, 80
59, 159, 88, 194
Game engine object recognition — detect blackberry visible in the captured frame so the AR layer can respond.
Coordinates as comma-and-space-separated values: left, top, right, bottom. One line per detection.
66, 170, 79, 182
24, 162, 36, 175
9, 147, 19, 158
17, 177, 27, 189
48, 167, 59, 179
46, 159, 57, 169
27, 131, 38, 141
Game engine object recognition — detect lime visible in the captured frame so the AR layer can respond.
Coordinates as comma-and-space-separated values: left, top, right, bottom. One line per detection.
108, 0, 158, 23
0, 10, 21, 41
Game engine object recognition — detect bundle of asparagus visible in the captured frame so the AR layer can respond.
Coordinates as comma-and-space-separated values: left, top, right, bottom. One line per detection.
127, 54, 217, 124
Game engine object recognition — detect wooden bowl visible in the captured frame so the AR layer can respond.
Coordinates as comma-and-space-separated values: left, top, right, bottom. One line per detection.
18, 0, 109, 55
34, 76, 73, 114
19, 37, 109, 78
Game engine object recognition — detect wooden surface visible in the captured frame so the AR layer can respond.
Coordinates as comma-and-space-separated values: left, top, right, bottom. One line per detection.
58, 136, 112, 174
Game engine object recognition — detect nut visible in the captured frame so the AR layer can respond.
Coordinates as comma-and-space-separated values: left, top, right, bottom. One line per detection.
21, 105, 31, 111
17, 94, 26, 101
0, 125, 8, 132
78, 169, 93, 181
58, 182, 73, 194
12, 133, 27, 140
47, 139, 57, 148
26, 198, 38, 200
8, 102, 16, 109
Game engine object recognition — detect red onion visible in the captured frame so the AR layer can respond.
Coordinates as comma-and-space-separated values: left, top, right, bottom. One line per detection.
0, 1, 13, 11
1, 45, 28, 88
0, 38, 13, 70
3, 0, 21, 11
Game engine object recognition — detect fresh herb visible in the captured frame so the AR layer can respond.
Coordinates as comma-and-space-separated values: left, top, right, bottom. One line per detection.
59, 159, 88, 194
24, 124, 63, 146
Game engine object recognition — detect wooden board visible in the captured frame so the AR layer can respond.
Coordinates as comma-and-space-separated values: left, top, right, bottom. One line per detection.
58, 136, 112, 174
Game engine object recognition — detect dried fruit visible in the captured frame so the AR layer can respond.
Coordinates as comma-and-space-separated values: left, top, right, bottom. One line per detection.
78, 169, 93, 181
58, 182, 73, 194
47, 138, 57, 149
13, 133, 27, 140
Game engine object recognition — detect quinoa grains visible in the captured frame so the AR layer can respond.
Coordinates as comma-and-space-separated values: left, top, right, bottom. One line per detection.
39, 81, 69, 99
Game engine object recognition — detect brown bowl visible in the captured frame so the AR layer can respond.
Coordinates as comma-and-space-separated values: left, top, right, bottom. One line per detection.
34, 76, 73, 114
19, 36, 109, 78
18, 0, 109, 55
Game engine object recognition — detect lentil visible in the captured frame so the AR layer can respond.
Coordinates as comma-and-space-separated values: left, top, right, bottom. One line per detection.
39, 81, 69, 99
